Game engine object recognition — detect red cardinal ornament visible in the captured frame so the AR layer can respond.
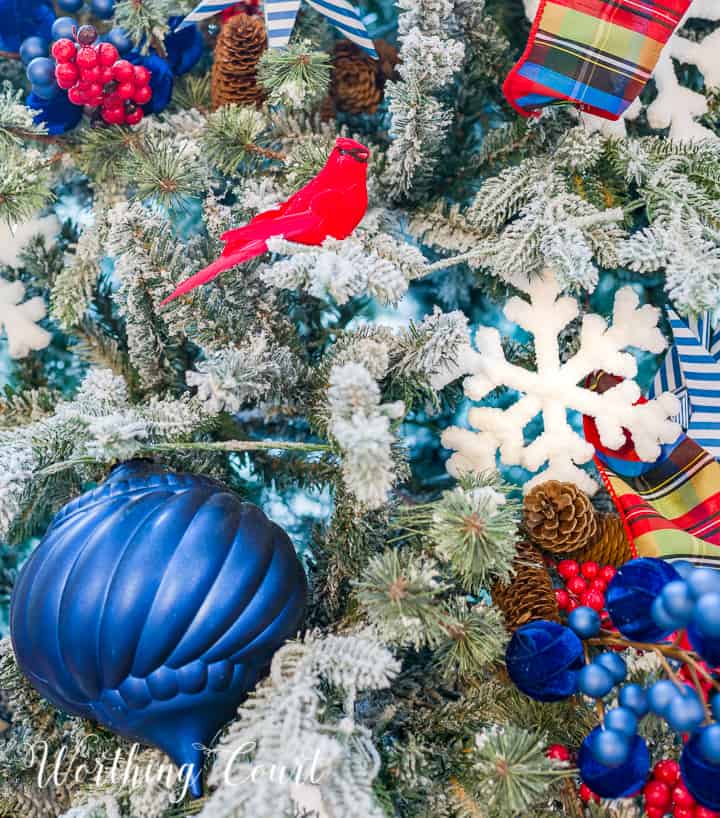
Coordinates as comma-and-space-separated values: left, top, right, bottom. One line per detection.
162, 137, 370, 304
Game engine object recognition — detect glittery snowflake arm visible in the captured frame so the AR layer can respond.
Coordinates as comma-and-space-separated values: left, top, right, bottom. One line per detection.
443, 269, 682, 494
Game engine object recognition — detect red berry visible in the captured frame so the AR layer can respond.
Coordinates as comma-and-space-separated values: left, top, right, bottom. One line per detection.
80, 65, 101, 83
675, 809, 695, 818
86, 82, 103, 99
566, 598, 579, 612
673, 784, 697, 809
581, 561, 599, 580
55, 62, 78, 89
581, 589, 605, 611
695, 808, 720, 818
51, 39, 76, 64
645, 809, 665, 818
567, 576, 588, 596
555, 588, 570, 610
117, 81, 135, 100
600, 565, 617, 582
132, 84, 152, 105
67, 85, 87, 106
125, 107, 144, 125
99, 66, 114, 85
558, 560, 580, 580
579, 784, 600, 803
546, 744, 571, 762
97, 42, 119, 67
101, 106, 126, 125
644, 781, 671, 809
654, 759, 681, 786
589, 577, 607, 593
132, 65, 151, 86
76, 46, 98, 70
112, 60, 135, 82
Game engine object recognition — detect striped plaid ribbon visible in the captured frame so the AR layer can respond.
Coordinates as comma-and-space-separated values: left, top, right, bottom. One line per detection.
649, 310, 720, 459
177, 0, 378, 58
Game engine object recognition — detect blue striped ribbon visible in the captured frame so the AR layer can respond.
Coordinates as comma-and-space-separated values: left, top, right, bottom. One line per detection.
177, 0, 378, 58
649, 309, 720, 458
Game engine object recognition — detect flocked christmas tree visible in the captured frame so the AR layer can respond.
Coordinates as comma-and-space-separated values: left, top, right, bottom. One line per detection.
0, 0, 720, 817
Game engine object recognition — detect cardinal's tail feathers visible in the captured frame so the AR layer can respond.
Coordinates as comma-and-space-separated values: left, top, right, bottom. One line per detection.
160, 240, 268, 305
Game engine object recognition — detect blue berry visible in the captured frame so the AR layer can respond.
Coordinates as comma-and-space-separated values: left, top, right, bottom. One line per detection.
568, 606, 601, 639
672, 560, 696, 579
619, 683, 649, 717
604, 706, 638, 737
26, 57, 55, 86
105, 27, 132, 55
578, 664, 615, 698
648, 679, 677, 716
694, 592, 720, 639
700, 724, 720, 764
687, 567, 720, 599
51, 17, 78, 42
659, 580, 695, 626
590, 728, 631, 767
19, 37, 49, 65
57, 0, 84, 10
665, 689, 705, 734
31, 82, 59, 100
712, 694, 720, 722
90, 0, 115, 19
594, 652, 626, 684
651, 596, 680, 632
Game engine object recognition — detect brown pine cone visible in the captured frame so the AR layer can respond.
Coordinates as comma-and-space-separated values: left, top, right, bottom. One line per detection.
331, 40, 399, 115
524, 480, 598, 554
211, 14, 267, 110
573, 512, 633, 567
492, 542, 559, 631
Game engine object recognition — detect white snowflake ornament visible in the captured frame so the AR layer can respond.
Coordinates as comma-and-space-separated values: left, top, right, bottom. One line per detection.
442, 269, 682, 494
0, 278, 51, 358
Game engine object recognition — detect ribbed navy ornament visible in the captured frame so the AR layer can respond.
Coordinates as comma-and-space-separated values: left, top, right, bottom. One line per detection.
10, 460, 307, 797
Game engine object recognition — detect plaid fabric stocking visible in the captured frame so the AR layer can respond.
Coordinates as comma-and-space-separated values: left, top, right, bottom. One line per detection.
583, 372, 720, 567
503, 0, 692, 121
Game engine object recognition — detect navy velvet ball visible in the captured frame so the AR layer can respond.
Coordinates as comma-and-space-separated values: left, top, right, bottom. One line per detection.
505, 620, 584, 701
127, 51, 174, 114
10, 461, 307, 798
579, 727, 650, 799
606, 558, 680, 642
0, 0, 55, 52
27, 90, 82, 134
681, 733, 720, 810
165, 16, 204, 76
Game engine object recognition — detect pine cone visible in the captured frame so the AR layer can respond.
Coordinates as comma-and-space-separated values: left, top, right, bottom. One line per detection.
573, 512, 633, 567
211, 14, 267, 110
331, 40, 399, 115
492, 542, 559, 631
524, 480, 597, 554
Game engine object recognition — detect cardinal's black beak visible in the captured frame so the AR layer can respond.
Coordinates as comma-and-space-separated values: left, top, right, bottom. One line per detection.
338, 147, 370, 163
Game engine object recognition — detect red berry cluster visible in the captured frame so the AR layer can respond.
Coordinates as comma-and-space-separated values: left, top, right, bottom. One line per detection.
555, 559, 616, 618
50, 27, 152, 126
546, 745, 602, 804
644, 759, 719, 818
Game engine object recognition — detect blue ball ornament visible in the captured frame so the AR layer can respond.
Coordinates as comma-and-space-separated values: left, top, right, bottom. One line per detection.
578, 663, 615, 698
619, 683, 649, 717
594, 651, 626, 684
652, 596, 681, 632
10, 461, 307, 798
606, 558, 680, 642
164, 15, 204, 76
648, 679, 677, 716
568, 606, 601, 639
51, 17, 78, 42
712, 694, 720, 722
700, 725, 720, 765
590, 727, 631, 767
660, 580, 696, 626
694, 592, 720, 639
682, 732, 720, 810
688, 621, 720, 669
26, 56, 55, 86
579, 726, 650, 799
106, 27, 132, 54
57, 0, 84, 11
604, 707, 638, 737
505, 621, 584, 702
27, 90, 83, 133
665, 689, 706, 734
687, 568, 720, 599
19, 36, 49, 65
90, 0, 115, 19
